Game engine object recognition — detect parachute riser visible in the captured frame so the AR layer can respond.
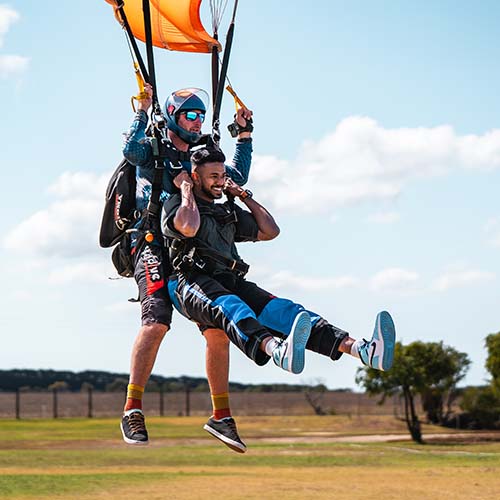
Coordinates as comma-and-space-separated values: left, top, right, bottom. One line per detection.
211, 0, 239, 145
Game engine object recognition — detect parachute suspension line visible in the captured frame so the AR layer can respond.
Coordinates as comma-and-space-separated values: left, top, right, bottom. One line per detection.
114, 1, 149, 84
211, 0, 239, 145
210, 0, 230, 33
210, 1, 229, 114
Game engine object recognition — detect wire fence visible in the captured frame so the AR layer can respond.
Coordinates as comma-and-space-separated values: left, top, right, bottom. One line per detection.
0, 389, 414, 419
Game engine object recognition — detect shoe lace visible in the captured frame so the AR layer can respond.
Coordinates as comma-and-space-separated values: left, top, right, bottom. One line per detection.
127, 412, 146, 433
223, 418, 239, 438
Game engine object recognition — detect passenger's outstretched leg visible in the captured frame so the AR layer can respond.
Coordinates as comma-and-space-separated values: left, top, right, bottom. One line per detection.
308, 311, 396, 371
169, 273, 311, 374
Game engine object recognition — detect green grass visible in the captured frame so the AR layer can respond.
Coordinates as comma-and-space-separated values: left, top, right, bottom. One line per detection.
1, 416, 499, 499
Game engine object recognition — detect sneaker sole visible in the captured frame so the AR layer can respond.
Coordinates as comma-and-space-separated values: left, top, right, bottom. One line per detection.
203, 424, 247, 453
289, 311, 312, 374
376, 311, 396, 371
120, 422, 149, 445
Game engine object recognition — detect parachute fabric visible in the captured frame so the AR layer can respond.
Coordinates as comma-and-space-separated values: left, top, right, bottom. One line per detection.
105, 0, 221, 53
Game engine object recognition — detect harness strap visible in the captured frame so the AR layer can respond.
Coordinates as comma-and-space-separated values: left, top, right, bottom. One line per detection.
196, 247, 249, 275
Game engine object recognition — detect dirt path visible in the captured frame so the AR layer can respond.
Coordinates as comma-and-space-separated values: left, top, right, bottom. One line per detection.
3, 431, 499, 450
257, 431, 500, 444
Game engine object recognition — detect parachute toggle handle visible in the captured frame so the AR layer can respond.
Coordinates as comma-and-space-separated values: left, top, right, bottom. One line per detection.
131, 62, 149, 112
226, 85, 253, 138
226, 85, 248, 112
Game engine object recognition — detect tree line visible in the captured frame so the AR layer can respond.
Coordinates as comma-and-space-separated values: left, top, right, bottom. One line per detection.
0, 369, 342, 394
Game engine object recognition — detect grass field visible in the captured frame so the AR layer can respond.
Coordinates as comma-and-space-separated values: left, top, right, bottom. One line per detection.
0, 416, 499, 499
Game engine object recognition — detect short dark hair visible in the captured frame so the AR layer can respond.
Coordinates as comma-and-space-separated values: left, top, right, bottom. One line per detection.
190, 146, 226, 166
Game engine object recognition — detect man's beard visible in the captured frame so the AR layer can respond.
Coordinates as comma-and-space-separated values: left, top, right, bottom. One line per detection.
201, 183, 222, 200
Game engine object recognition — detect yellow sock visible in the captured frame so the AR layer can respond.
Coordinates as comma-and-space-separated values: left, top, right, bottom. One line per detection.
211, 392, 231, 420
125, 383, 144, 411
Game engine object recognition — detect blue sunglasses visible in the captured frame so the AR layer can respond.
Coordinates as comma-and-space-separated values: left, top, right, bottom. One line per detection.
183, 111, 205, 123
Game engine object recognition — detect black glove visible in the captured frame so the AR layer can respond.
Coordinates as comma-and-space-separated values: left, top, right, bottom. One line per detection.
227, 115, 254, 137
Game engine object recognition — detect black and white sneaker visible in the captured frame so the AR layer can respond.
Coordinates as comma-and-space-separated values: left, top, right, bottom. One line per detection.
121, 409, 149, 445
203, 416, 247, 453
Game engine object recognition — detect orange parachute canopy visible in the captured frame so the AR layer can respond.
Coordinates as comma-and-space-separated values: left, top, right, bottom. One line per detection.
105, 0, 221, 53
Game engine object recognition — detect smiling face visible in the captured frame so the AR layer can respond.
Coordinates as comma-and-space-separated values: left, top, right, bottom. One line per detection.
192, 162, 226, 201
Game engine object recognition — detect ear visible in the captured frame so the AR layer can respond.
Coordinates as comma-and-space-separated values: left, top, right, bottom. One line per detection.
191, 171, 200, 185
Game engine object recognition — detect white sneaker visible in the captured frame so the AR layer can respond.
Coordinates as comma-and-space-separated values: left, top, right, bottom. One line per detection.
272, 311, 311, 374
358, 311, 396, 371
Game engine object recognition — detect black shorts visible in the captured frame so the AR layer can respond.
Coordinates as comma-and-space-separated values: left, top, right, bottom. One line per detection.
133, 242, 172, 326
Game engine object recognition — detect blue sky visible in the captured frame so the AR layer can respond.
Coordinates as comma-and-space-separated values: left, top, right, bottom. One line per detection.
1, 1, 500, 390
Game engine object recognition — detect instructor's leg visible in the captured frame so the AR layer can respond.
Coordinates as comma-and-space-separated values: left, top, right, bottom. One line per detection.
203, 328, 230, 419
202, 328, 247, 453
121, 242, 172, 445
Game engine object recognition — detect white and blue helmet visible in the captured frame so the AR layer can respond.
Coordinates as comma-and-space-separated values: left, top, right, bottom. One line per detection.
164, 88, 209, 144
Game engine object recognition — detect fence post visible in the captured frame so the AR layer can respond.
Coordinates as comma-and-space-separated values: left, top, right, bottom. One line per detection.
87, 387, 93, 418
185, 384, 191, 417
52, 388, 58, 419
159, 386, 164, 417
15, 388, 20, 419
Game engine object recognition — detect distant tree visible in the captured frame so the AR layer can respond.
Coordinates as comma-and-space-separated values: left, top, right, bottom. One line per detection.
415, 343, 470, 424
356, 341, 470, 443
459, 332, 500, 429
485, 332, 500, 389
303, 379, 329, 415
460, 385, 500, 429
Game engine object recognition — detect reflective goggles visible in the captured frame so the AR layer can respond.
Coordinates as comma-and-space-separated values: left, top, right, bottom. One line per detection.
182, 111, 205, 123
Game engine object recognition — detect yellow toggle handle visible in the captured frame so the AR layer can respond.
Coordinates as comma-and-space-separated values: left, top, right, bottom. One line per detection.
131, 62, 149, 111
226, 85, 248, 112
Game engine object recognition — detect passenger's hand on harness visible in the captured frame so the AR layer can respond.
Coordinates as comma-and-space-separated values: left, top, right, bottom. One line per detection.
137, 83, 153, 112
174, 170, 193, 190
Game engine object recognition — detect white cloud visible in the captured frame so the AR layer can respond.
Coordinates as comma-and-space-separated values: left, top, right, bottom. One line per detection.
261, 270, 359, 292
3, 171, 107, 258
0, 5, 18, 48
433, 270, 495, 292
249, 117, 500, 214
0, 6, 28, 78
0, 54, 28, 78
47, 260, 114, 285
47, 171, 108, 200
370, 268, 420, 293
367, 211, 400, 224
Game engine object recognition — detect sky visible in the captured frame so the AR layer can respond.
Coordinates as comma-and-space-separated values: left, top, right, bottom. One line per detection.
1, 1, 500, 391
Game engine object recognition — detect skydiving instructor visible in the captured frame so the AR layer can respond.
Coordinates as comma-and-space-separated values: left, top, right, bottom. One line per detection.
120, 82, 253, 446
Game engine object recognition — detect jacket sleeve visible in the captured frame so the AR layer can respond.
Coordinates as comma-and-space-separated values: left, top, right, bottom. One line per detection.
225, 139, 252, 186
122, 110, 153, 167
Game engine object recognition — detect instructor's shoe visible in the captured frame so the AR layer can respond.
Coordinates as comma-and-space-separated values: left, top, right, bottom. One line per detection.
121, 409, 149, 445
204, 416, 247, 453
272, 310, 311, 374
359, 311, 396, 371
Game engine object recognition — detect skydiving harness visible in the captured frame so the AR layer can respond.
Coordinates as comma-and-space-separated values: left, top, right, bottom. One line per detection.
103, 1, 248, 279
168, 203, 249, 278
99, 139, 193, 278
